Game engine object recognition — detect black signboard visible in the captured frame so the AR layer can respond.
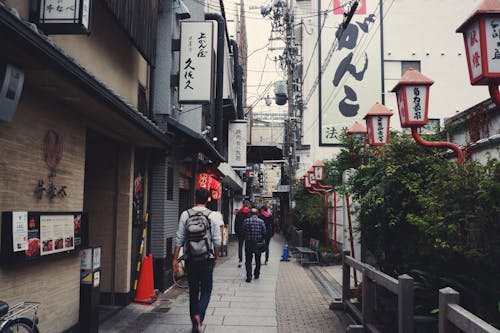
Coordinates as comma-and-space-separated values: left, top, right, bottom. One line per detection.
0, 211, 88, 264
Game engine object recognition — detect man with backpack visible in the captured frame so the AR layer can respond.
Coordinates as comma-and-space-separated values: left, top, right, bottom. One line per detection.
234, 200, 251, 267
173, 188, 222, 333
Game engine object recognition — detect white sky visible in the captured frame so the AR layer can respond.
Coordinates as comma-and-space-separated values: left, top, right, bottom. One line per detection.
222, 0, 289, 121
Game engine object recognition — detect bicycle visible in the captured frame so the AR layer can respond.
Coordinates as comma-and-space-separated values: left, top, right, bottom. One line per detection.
0, 300, 40, 333
173, 252, 188, 289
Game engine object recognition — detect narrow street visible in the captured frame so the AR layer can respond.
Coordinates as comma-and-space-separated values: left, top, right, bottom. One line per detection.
99, 235, 348, 332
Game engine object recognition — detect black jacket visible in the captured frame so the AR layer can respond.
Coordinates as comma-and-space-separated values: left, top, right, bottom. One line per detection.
259, 212, 274, 239
234, 207, 251, 237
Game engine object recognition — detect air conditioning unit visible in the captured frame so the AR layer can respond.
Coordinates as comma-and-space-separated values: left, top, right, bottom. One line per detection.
0, 63, 24, 122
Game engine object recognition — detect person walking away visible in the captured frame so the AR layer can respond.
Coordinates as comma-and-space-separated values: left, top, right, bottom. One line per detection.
173, 188, 222, 333
243, 208, 266, 282
234, 200, 251, 267
259, 206, 274, 264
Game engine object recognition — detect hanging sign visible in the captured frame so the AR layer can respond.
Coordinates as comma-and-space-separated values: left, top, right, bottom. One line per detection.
228, 121, 247, 169
34, 0, 92, 34
179, 21, 214, 103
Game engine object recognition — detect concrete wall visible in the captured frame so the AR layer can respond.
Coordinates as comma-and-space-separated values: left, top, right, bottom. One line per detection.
0, 89, 86, 333
50, 0, 146, 109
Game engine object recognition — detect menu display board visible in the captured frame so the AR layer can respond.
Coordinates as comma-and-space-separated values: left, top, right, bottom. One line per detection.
0, 211, 87, 264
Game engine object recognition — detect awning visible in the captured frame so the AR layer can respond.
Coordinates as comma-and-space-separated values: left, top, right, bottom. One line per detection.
0, 4, 171, 148
218, 162, 243, 191
247, 145, 283, 163
165, 116, 225, 164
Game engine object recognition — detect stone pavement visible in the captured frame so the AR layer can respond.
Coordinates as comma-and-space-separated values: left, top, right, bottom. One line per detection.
99, 234, 348, 333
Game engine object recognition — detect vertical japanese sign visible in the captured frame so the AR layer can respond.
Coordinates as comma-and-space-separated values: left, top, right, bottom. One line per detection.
405, 86, 427, 122
485, 17, 500, 73
179, 21, 214, 104
228, 121, 247, 169
320, 0, 381, 145
465, 21, 483, 82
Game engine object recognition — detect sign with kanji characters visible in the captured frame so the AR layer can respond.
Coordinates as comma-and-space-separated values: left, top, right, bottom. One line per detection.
228, 121, 247, 169
34, 0, 91, 34
465, 21, 483, 82
320, 0, 381, 145
179, 21, 214, 104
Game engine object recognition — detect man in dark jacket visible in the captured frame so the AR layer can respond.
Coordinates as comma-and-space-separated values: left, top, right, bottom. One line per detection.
243, 208, 266, 282
259, 206, 274, 264
234, 200, 251, 267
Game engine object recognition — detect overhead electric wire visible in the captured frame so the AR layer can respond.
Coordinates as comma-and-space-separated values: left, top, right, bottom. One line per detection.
196, 0, 343, 22
302, 0, 396, 134
321, 0, 396, 114
299, 0, 338, 100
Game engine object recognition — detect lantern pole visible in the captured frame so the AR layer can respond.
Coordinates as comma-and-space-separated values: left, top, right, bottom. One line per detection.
410, 127, 464, 165
488, 84, 500, 109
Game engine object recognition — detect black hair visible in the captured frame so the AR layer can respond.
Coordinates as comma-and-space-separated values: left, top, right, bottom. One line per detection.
195, 188, 211, 204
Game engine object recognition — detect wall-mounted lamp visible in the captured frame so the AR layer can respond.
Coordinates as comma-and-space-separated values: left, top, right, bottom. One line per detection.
175, 0, 191, 20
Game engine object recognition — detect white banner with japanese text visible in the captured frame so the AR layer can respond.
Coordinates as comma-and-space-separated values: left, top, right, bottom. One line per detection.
179, 21, 214, 104
320, 0, 381, 145
228, 120, 247, 169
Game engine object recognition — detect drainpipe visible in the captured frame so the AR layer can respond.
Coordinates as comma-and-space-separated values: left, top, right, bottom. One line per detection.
205, 13, 225, 153
230, 39, 244, 119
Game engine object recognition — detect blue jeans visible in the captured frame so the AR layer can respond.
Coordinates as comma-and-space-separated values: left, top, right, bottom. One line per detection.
186, 258, 214, 325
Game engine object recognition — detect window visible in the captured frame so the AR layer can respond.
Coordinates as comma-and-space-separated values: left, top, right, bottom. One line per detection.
401, 61, 420, 75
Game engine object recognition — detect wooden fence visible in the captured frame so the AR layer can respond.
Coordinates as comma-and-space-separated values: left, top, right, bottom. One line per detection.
341, 251, 500, 333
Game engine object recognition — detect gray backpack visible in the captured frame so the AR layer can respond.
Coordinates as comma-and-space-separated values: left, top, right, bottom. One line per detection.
185, 209, 213, 261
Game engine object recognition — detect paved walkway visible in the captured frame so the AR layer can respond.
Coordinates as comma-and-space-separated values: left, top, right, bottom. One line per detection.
99, 235, 347, 332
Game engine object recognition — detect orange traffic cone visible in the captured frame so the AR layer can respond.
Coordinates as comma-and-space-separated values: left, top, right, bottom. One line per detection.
133, 254, 157, 304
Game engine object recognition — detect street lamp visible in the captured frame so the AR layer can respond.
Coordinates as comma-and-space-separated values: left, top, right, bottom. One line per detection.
456, 0, 500, 108
312, 160, 325, 181
391, 68, 464, 164
363, 102, 393, 146
347, 121, 368, 139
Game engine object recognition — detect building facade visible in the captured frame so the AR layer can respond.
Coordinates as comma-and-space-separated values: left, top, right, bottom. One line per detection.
0, 0, 245, 331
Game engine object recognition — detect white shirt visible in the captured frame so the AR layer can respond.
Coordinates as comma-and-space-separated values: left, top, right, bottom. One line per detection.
175, 206, 223, 256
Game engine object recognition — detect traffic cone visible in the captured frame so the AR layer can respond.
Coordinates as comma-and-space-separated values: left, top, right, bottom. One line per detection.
133, 254, 157, 304
280, 244, 289, 261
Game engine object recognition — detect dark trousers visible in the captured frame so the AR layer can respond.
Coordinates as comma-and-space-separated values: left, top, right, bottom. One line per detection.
186, 258, 214, 325
265, 237, 271, 262
245, 240, 262, 279
237, 235, 245, 262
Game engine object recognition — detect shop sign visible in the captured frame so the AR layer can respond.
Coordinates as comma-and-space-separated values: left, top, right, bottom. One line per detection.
274, 185, 290, 193
33, 0, 92, 35
228, 121, 247, 169
179, 21, 214, 104
197, 172, 222, 200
